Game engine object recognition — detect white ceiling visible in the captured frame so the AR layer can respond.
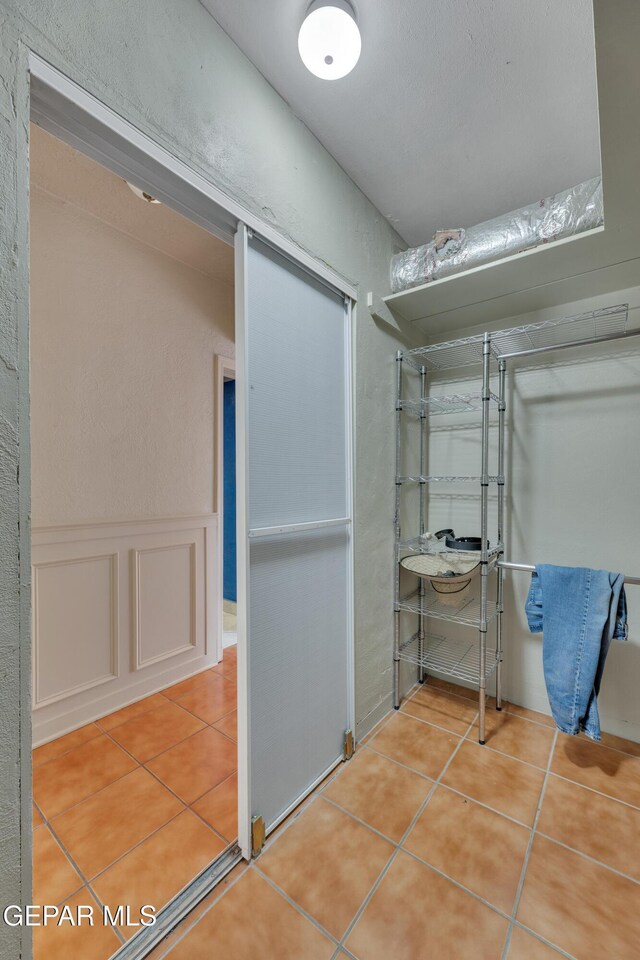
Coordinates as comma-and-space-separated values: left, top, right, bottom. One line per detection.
201, 0, 601, 247
30, 125, 234, 284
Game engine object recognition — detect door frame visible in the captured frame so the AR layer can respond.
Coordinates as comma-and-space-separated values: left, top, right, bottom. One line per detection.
25, 51, 357, 958
215, 354, 237, 664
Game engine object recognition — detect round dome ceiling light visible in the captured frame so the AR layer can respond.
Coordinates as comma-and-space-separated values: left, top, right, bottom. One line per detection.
126, 181, 161, 204
298, 1, 361, 80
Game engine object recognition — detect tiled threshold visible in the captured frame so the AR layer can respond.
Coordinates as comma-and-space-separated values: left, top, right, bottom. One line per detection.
34, 670, 640, 960
32, 646, 238, 960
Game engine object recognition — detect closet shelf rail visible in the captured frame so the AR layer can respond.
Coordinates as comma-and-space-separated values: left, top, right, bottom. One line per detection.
498, 560, 640, 587
402, 304, 634, 371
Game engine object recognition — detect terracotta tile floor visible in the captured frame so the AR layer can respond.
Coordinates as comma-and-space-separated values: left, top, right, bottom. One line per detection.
35, 673, 640, 960
148, 680, 640, 960
32, 646, 238, 960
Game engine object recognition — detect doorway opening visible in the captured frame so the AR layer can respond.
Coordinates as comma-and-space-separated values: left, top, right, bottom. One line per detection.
27, 53, 355, 960
29, 123, 239, 960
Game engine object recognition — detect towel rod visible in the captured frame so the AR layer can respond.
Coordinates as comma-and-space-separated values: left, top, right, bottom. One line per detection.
497, 559, 640, 587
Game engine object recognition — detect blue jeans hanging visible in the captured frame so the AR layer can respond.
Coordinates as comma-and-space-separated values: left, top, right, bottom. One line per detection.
525, 564, 628, 741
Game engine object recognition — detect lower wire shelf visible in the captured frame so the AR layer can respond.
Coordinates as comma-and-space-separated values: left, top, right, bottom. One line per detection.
398, 590, 498, 627
399, 631, 499, 685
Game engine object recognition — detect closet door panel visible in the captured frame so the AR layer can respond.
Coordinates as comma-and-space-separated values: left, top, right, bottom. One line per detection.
236, 228, 353, 852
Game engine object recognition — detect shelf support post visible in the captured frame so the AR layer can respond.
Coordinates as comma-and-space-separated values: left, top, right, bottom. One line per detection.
418, 365, 427, 683
496, 358, 507, 711
478, 333, 491, 744
393, 350, 403, 709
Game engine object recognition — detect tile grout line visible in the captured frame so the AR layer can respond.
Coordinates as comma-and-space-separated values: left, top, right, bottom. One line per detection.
252, 863, 343, 949
44, 818, 127, 945
334, 710, 480, 953
500, 727, 558, 960
533, 831, 640, 886
355, 746, 540, 832
425, 679, 640, 760
399, 704, 478, 740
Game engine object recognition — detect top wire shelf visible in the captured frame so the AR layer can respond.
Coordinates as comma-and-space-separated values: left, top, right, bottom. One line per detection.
402, 304, 630, 371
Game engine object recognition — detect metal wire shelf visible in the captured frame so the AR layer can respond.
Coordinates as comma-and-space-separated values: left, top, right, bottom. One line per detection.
398, 392, 499, 417
398, 536, 503, 560
402, 304, 629, 371
398, 591, 498, 627
399, 632, 499, 684
397, 475, 503, 484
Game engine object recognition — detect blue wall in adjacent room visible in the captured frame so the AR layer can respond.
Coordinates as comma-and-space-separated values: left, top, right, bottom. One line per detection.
223, 379, 237, 602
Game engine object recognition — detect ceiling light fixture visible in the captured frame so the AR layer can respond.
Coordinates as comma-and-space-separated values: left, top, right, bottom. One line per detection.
298, 1, 361, 80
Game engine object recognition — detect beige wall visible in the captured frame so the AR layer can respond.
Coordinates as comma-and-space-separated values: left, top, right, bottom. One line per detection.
30, 176, 234, 526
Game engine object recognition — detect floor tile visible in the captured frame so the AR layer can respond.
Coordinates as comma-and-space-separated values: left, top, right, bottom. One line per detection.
404, 786, 529, 913
33, 890, 121, 960
599, 730, 640, 758
402, 686, 478, 735
147, 727, 236, 804
191, 773, 238, 841
346, 850, 508, 960
212, 709, 237, 741
503, 702, 555, 728
174, 674, 237, 725
33, 723, 103, 767
163, 669, 224, 701
107, 699, 205, 763
165, 867, 333, 960
507, 927, 564, 959
33, 734, 138, 820
144, 862, 250, 960
258, 797, 393, 939
517, 835, 640, 960
442, 741, 545, 825
33, 826, 83, 905
551, 733, 640, 807
93, 810, 226, 939
52, 767, 183, 879
424, 677, 478, 701
369, 712, 459, 779
468, 711, 555, 768
537, 774, 640, 880
33, 804, 43, 827
324, 748, 431, 842
97, 693, 168, 731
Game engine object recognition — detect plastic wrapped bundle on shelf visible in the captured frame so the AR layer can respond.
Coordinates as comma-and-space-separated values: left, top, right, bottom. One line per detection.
390, 176, 603, 293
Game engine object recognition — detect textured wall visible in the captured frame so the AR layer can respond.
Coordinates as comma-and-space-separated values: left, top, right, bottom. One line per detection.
30, 182, 234, 525
0, 0, 406, 945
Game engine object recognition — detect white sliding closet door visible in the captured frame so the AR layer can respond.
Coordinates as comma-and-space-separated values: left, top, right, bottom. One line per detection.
235, 226, 353, 857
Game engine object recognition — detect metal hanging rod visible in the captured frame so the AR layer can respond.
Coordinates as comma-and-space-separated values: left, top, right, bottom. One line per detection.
498, 559, 640, 586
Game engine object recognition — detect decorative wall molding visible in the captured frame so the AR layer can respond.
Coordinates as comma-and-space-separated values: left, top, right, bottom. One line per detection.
32, 514, 220, 743
132, 541, 197, 670
33, 552, 119, 707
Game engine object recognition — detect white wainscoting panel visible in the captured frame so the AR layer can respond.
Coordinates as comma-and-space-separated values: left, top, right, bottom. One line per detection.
133, 542, 197, 669
34, 553, 119, 706
32, 515, 219, 745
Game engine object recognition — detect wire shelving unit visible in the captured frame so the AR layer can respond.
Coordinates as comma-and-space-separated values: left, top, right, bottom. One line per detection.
393, 302, 632, 744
